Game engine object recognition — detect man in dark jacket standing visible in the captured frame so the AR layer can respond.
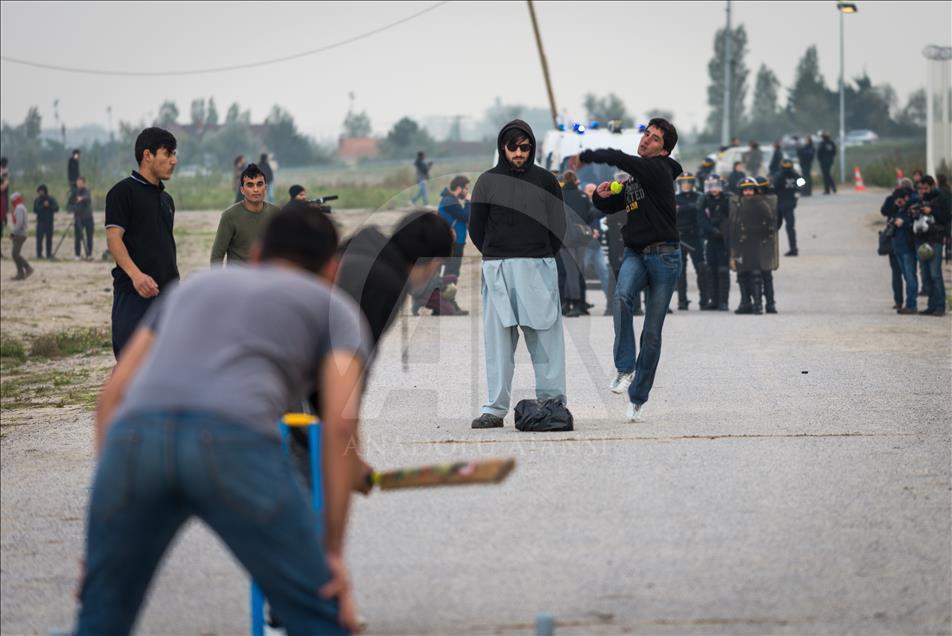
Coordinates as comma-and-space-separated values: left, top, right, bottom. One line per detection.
70, 176, 94, 259
797, 136, 815, 196
674, 172, 709, 310
68, 149, 81, 192
411, 151, 432, 207
33, 184, 59, 259
468, 120, 566, 429
768, 141, 783, 179
817, 133, 837, 194
774, 158, 801, 256
915, 175, 949, 316
575, 118, 682, 422
699, 174, 731, 310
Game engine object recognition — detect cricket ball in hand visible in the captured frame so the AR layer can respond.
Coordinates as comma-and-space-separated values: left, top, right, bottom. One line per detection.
610, 181, 623, 194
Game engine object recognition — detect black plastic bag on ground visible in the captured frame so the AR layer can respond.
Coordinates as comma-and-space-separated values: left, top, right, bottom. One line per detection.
514, 398, 574, 432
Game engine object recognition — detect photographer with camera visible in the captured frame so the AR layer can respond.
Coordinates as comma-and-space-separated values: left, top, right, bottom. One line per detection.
889, 186, 920, 314
913, 175, 949, 316
880, 188, 906, 310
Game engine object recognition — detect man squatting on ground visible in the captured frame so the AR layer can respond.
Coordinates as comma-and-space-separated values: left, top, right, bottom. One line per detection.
468, 120, 567, 429
76, 206, 371, 635
105, 127, 179, 358
575, 118, 683, 422
210, 162, 280, 266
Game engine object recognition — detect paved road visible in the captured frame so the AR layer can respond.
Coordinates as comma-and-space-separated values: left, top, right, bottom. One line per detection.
2, 190, 949, 635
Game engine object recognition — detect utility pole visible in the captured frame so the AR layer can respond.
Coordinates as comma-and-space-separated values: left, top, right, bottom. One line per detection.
527, 0, 558, 128
839, 9, 846, 184
837, 2, 858, 185
721, 1, 732, 147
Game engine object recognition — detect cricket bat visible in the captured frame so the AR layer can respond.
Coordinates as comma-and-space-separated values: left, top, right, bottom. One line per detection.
367, 458, 515, 491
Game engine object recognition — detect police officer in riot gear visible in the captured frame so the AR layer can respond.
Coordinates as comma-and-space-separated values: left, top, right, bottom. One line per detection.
774, 158, 801, 256
730, 177, 780, 314
698, 174, 731, 310
756, 176, 779, 313
696, 157, 716, 194
675, 172, 709, 310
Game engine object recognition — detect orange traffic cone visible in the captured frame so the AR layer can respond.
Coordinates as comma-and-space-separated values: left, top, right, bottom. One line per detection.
854, 166, 866, 192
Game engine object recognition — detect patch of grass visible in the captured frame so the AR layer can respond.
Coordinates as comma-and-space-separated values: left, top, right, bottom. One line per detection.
0, 337, 26, 362
1, 368, 96, 413
29, 328, 111, 359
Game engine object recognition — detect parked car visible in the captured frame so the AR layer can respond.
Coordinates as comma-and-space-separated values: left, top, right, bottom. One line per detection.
845, 129, 879, 146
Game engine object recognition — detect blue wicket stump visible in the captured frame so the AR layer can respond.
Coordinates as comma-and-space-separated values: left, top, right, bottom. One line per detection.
250, 413, 323, 636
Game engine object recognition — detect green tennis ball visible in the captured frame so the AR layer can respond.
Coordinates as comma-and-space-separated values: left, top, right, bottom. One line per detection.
610, 181, 623, 194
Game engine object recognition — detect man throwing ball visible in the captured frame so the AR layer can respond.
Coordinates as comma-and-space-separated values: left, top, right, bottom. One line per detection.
573, 118, 682, 422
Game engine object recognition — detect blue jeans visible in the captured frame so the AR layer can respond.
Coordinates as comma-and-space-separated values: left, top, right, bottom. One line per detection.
410, 179, 428, 206
895, 249, 918, 309
585, 238, 612, 304
920, 241, 946, 312
613, 247, 681, 405
76, 412, 345, 636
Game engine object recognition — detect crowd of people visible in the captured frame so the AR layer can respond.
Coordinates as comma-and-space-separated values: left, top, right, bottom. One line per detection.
1, 150, 98, 280
879, 172, 951, 316
542, 147, 803, 319
2, 113, 944, 633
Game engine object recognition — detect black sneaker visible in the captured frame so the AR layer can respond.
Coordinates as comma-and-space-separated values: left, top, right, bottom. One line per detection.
784, 250, 798, 257
471, 413, 504, 429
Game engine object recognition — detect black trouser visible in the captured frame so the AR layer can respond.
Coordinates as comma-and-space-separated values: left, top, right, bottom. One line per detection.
677, 237, 708, 307
777, 201, 797, 252
36, 217, 54, 258
443, 243, 464, 277
111, 290, 156, 358
75, 215, 94, 257
820, 161, 836, 193
705, 237, 730, 306
801, 164, 813, 196
888, 251, 904, 307
11, 235, 30, 276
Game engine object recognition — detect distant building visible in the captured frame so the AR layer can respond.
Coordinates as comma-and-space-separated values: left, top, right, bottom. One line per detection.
337, 137, 380, 163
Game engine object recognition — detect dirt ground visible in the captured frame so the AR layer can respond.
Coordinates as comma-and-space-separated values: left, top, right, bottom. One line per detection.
0, 206, 474, 429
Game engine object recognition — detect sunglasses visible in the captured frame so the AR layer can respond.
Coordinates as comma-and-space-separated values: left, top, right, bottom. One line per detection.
506, 142, 532, 152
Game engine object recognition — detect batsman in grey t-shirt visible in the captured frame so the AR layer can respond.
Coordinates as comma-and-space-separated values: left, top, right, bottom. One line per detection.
78, 204, 368, 634
115, 265, 371, 435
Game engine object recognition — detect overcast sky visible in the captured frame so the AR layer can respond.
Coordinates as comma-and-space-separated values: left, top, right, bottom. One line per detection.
1, 1, 949, 141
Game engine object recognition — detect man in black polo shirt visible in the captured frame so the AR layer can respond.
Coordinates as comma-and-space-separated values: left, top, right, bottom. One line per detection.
105, 127, 179, 358
573, 118, 683, 422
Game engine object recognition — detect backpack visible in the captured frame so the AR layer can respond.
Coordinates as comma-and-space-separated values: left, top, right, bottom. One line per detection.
514, 398, 574, 432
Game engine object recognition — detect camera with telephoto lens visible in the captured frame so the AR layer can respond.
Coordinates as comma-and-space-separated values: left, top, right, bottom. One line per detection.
307, 195, 338, 214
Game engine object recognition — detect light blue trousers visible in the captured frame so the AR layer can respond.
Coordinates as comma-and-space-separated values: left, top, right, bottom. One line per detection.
481, 259, 567, 417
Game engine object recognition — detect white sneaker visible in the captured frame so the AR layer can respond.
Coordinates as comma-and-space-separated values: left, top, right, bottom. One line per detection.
626, 402, 646, 422
609, 371, 635, 394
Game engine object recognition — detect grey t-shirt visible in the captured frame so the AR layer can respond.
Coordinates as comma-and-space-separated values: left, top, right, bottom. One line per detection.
116, 265, 371, 436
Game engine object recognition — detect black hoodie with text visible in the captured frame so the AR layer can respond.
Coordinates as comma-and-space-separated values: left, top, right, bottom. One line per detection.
580, 148, 683, 250
468, 120, 565, 259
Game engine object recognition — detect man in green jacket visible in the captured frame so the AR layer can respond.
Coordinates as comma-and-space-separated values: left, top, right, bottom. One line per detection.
210, 163, 279, 266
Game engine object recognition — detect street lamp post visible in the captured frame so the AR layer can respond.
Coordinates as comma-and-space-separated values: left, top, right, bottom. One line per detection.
837, 2, 857, 186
